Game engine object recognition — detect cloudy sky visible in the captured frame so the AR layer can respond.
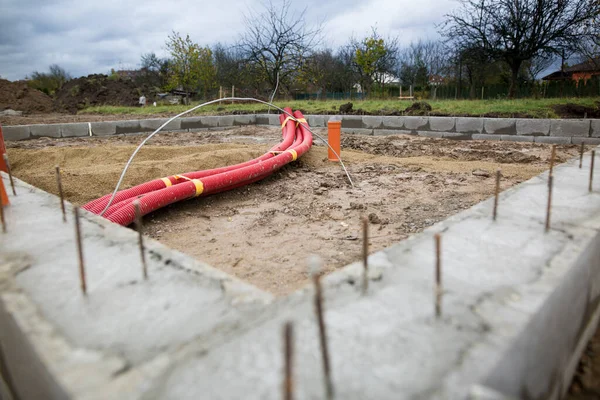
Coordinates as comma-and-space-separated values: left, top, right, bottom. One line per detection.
0, 0, 455, 81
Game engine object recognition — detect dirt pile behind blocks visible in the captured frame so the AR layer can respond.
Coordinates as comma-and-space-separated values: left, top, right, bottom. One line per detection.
54, 74, 145, 114
0, 79, 54, 113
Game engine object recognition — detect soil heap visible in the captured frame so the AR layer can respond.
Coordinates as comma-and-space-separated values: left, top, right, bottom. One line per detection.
54, 74, 144, 114
0, 79, 54, 113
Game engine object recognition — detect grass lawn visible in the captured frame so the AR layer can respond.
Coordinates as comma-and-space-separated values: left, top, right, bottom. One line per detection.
81, 97, 600, 119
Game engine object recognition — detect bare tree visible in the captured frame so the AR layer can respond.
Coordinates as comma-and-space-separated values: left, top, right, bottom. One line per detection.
441, 0, 600, 98
399, 40, 450, 88
240, 0, 322, 96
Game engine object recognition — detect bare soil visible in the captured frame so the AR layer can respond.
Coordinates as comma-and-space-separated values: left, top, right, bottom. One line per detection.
0, 79, 54, 113
6, 127, 578, 296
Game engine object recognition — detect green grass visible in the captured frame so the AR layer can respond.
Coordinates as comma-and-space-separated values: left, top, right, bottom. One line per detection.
80, 97, 600, 118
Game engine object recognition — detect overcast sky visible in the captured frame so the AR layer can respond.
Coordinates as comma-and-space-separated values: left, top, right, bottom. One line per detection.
0, 0, 455, 81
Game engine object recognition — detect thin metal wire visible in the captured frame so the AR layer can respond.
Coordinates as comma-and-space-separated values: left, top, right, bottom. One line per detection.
99, 97, 354, 215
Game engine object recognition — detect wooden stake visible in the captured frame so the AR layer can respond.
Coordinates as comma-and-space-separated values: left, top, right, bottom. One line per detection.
549, 145, 557, 178
133, 201, 148, 280
3, 154, 16, 196
283, 321, 294, 400
74, 207, 87, 295
590, 150, 596, 193
0, 203, 5, 233
493, 169, 501, 221
434, 233, 442, 317
309, 256, 334, 400
362, 216, 369, 295
580, 143, 585, 169
55, 166, 66, 222
545, 176, 553, 232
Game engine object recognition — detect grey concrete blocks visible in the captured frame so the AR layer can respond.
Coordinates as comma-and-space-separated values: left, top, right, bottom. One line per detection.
343, 128, 373, 136
3, 125, 30, 141
485, 118, 516, 135
218, 115, 235, 127
534, 136, 572, 144
373, 129, 414, 136
443, 132, 472, 140
90, 121, 117, 136
140, 118, 181, 131
181, 116, 219, 130
516, 119, 550, 136
472, 134, 502, 141
29, 124, 61, 138
115, 120, 142, 134
429, 117, 456, 132
550, 119, 590, 137
234, 115, 256, 126
306, 115, 325, 127
418, 131, 444, 139
362, 116, 383, 129
404, 116, 428, 131
592, 120, 600, 138
501, 135, 534, 142
340, 115, 363, 129
571, 137, 600, 145
455, 117, 484, 134
381, 116, 405, 129
60, 123, 89, 137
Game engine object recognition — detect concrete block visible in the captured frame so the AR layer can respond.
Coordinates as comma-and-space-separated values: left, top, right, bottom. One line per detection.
500, 135, 534, 143
29, 124, 61, 138
418, 131, 444, 139
516, 119, 550, 136
255, 114, 270, 125
218, 115, 234, 127
381, 116, 405, 129
373, 129, 414, 136
485, 118, 516, 135
472, 134, 501, 141
443, 132, 472, 140
307, 115, 325, 127
403, 116, 428, 131
534, 136, 572, 144
60, 123, 89, 138
115, 120, 142, 134
3, 125, 30, 141
429, 117, 455, 132
181, 116, 219, 130
570, 137, 600, 145
362, 116, 383, 129
90, 121, 117, 136
550, 119, 590, 137
455, 117, 484, 134
140, 118, 181, 132
233, 115, 255, 126
342, 128, 373, 136
340, 116, 363, 129
592, 120, 600, 138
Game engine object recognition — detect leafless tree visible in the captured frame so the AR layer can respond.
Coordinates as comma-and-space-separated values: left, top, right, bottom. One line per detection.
441, 0, 600, 98
239, 0, 322, 96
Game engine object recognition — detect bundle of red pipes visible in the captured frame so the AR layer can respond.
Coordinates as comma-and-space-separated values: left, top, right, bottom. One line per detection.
83, 109, 312, 226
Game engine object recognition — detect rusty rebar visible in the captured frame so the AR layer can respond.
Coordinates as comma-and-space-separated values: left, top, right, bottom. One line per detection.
590, 150, 596, 193
55, 166, 66, 222
580, 143, 585, 169
0, 203, 5, 233
549, 145, 557, 179
493, 169, 501, 221
283, 321, 294, 400
74, 207, 87, 295
362, 216, 369, 295
3, 154, 16, 196
434, 233, 442, 318
545, 176, 553, 232
134, 201, 148, 279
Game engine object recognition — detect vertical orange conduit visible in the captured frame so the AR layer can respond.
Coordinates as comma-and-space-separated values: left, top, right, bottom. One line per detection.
327, 120, 341, 161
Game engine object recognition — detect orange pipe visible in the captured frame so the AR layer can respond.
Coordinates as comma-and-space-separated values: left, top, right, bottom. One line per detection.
0, 178, 8, 206
0, 124, 7, 173
327, 120, 341, 161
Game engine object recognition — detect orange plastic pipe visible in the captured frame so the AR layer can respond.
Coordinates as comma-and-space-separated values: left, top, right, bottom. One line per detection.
0, 124, 6, 173
327, 120, 341, 161
0, 178, 8, 206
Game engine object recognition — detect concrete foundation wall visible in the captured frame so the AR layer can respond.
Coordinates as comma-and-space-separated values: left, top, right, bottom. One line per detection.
1, 147, 600, 399
4, 115, 600, 145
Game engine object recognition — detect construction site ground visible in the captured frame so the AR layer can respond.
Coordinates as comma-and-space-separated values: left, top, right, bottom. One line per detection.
6, 125, 578, 296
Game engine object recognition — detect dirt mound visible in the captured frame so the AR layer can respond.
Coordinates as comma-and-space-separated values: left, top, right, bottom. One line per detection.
0, 79, 54, 113
54, 74, 144, 114
404, 101, 432, 116
553, 102, 600, 119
